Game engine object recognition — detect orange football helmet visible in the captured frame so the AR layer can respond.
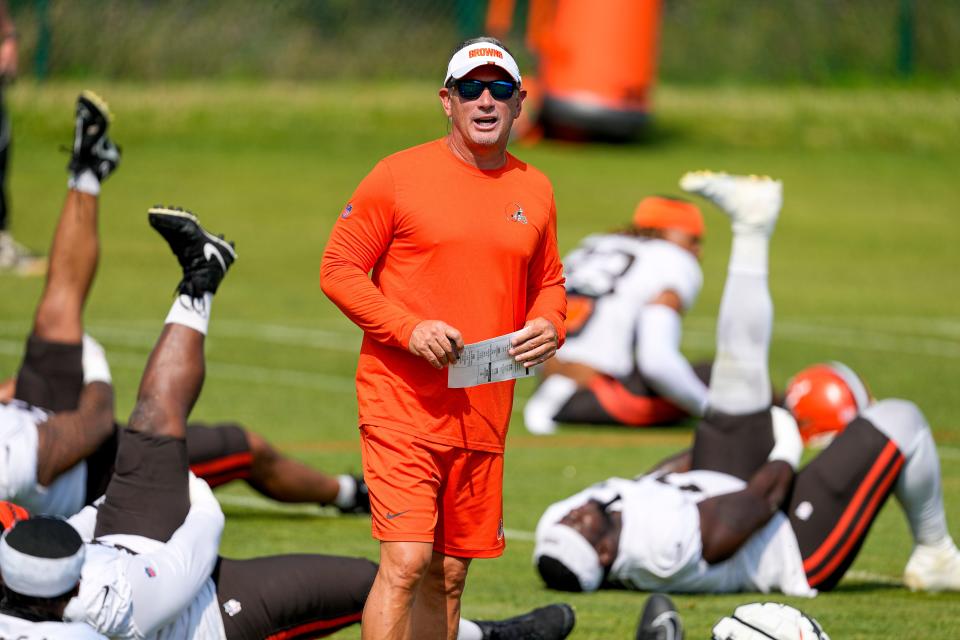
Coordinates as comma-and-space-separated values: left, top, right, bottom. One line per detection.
0, 501, 29, 532
785, 362, 872, 447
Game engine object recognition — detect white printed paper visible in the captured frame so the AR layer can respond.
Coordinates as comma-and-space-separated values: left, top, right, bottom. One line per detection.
447, 330, 535, 388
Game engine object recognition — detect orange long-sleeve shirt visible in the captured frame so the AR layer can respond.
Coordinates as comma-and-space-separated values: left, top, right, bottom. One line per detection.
321, 139, 566, 452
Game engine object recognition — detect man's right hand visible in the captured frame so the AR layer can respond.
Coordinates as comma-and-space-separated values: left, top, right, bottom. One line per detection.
408, 320, 464, 369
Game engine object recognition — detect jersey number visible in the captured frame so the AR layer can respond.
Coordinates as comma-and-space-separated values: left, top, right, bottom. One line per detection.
563, 246, 636, 337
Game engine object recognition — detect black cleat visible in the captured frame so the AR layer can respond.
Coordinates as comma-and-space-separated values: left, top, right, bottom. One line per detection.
337, 475, 371, 515
475, 604, 575, 640
68, 91, 121, 181
148, 206, 236, 298
636, 594, 683, 640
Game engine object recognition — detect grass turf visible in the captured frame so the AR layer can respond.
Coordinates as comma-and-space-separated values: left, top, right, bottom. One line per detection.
1, 81, 958, 638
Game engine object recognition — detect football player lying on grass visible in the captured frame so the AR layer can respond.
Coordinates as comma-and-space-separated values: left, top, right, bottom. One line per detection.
524, 194, 710, 435
532, 171, 960, 596
0, 91, 369, 518
0, 207, 575, 640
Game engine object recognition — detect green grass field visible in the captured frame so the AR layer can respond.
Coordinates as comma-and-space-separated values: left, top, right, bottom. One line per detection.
1, 82, 958, 638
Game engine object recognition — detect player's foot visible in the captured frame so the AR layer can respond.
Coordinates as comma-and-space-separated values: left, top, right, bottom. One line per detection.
148, 206, 236, 298
636, 593, 683, 640
336, 475, 371, 515
0, 231, 47, 276
903, 536, 960, 592
475, 604, 576, 640
68, 91, 121, 182
524, 399, 558, 436
679, 170, 782, 237
523, 375, 577, 436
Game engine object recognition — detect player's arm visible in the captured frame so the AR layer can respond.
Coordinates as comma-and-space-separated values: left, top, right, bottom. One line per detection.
320, 162, 426, 351
697, 409, 802, 563
514, 196, 566, 367
636, 290, 708, 416
697, 460, 794, 564
35, 381, 115, 486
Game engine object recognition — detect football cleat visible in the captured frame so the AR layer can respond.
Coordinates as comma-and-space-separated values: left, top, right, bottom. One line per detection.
711, 602, 829, 640
636, 593, 683, 640
0, 231, 46, 276
679, 171, 782, 236
785, 362, 871, 447
904, 536, 960, 592
474, 603, 576, 640
337, 475, 371, 515
148, 206, 236, 299
68, 90, 121, 181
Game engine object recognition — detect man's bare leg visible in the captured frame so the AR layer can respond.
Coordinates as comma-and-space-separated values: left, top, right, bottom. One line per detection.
32, 191, 99, 343
411, 552, 471, 640
93, 206, 235, 541
30, 92, 121, 484
361, 541, 433, 640
31, 90, 120, 343
128, 206, 236, 439
242, 431, 365, 510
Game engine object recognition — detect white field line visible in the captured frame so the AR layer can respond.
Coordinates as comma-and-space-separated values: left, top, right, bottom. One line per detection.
2, 316, 959, 359
0, 338, 356, 394
3, 316, 960, 396
684, 323, 960, 359
844, 570, 902, 586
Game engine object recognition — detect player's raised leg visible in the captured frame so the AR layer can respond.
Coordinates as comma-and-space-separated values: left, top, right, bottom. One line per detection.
94, 206, 235, 540
681, 171, 784, 477
16, 91, 120, 413
681, 170, 781, 416
19, 93, 120, 493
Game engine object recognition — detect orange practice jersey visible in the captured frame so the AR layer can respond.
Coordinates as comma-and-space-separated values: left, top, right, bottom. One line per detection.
321, 139, 566, 452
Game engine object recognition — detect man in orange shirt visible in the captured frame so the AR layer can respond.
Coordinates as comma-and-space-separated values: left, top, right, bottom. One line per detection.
321, 36, 567, 640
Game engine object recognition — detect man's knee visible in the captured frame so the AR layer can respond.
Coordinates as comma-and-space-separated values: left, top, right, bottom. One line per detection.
422, 555, 470, 601
378, 543, 433, 594
33, 295, 82, 344
243, 428, 278, 467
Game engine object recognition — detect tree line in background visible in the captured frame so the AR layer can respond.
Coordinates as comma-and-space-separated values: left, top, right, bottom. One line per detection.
9, 0, 960, 84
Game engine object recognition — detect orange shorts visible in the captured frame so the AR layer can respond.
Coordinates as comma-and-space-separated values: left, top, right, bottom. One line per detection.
359, 424, 505, 558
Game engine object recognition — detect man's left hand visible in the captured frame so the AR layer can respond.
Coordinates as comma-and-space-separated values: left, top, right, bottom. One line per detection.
509, 317, 559, 368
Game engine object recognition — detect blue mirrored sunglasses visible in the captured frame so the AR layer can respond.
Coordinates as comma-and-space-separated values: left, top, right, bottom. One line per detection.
454, 79, 518, 101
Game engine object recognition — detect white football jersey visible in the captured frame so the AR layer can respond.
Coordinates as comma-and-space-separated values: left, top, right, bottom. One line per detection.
64, 506, 227, 640
64, 538, 226, 640
537, 473, 814, 597
0, 400, 87, 516
558, 236, 702, 378
0, 612, 107, 639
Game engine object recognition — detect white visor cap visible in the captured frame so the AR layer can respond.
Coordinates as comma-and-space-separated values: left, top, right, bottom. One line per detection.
0, 527, 85, 598
445, 42, 521, 86
533, 522, 604, 592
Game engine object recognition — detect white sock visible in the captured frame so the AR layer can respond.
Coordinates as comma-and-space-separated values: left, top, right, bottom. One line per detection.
707, 267, 773, 415
728, 231, 769, 276
165, 293, 213, 335
334, 475, 357, 509
68, 169, 101, 196
524, 374, 577, 435
457, 619, 484, 640
81, 334, 112, 385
